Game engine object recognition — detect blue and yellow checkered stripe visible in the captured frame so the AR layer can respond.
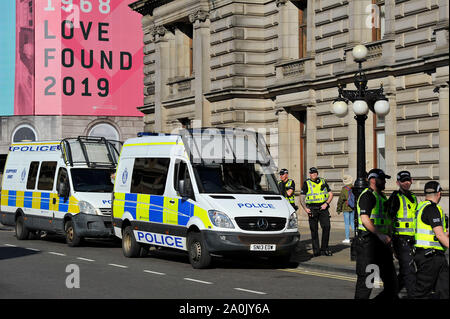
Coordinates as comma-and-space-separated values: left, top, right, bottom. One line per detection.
1, 189, 79, 214
113, 193, 212, 228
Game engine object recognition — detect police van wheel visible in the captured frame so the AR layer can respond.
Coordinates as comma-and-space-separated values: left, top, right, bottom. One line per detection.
122, 226, 141, 258
187, 232, 211, 269
65, 220, 82, 247
15, 215, 30, 240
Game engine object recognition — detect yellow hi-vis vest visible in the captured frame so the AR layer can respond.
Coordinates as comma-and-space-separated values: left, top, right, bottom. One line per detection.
305, 178, 329, 204
357, 188, 390, 235
415, 201, 447, 251
279, 179, 295, 205
394, 192, 417, 236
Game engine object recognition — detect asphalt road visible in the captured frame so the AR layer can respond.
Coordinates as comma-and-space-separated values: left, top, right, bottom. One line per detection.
0, 228, 358, 299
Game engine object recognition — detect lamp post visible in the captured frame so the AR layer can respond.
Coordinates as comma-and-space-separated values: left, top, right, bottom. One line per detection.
331, 44, 390, 260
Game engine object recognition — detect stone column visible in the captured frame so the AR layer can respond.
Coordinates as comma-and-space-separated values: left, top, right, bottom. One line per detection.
189, 10, 211, 127
434, 0, 449, 55
153, 25, 171, 132
277, 110, 289, 171
384, 76, 397, 190
277, 110, 301, 184
276, 0, 299, 61
438, 85, 449, 192
347, 103, 358, 179
306, 105, 317, 171
347, 0, 372, 48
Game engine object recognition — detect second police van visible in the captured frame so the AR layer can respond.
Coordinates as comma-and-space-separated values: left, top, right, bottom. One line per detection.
0, 136, 121, 246
112, 128, 300, 268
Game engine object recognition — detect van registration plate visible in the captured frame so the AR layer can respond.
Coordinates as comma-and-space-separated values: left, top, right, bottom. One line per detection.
250, 244, 276, 251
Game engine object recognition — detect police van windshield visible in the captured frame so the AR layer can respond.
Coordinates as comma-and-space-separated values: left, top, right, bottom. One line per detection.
71, 168, 114, 193
192, 163, 280, 195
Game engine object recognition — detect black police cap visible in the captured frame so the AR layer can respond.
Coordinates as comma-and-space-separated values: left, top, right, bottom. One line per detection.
367, 168, 391, 180
424, 181, 442, 194
397, 170, 412, 182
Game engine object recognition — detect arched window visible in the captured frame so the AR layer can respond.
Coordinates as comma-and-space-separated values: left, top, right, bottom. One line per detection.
12, 124, 37, 142
88, 123, 120, 141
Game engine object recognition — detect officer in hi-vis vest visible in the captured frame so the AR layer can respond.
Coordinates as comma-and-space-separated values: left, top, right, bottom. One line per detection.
412, 181, 448, 299
386, 170, 417, 298
278, 169, 297, 210
354, 168, 398, 299
300, 167, 333, 257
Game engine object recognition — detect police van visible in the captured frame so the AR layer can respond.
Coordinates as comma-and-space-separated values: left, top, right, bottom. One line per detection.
112, 128, 300, 268
0, 136, 120, 246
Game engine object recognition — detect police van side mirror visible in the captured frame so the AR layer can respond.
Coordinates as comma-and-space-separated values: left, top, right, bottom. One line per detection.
58, 181, 70, 201
179, 180, 186, 198
178, 180, 194, 201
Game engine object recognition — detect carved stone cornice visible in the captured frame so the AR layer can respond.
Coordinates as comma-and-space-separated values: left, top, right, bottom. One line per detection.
148, 24, 167, 41
188, 10, 209, 24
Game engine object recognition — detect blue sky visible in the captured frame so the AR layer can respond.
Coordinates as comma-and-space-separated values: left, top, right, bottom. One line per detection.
0, 1, 16, 116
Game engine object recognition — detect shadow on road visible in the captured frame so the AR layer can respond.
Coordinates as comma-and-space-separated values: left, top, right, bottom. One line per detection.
0, 247, 41, 260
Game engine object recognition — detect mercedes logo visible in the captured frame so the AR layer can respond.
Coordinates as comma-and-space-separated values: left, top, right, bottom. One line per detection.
257, 218, 269, 231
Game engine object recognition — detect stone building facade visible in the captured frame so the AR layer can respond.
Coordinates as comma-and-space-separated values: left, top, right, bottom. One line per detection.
130, 0, 449, 212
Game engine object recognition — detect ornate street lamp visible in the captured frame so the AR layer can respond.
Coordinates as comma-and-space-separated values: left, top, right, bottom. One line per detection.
331, 44, 390, 259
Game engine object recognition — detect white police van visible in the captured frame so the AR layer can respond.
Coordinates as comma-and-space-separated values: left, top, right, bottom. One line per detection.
112, 128, 300, 268
0, 136, 121, 246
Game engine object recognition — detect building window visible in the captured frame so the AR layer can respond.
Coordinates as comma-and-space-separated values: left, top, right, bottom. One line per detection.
12, 124, 37, 142
372, 0, 385, 41
88, 123, 120, 141
296, 1, 307, 59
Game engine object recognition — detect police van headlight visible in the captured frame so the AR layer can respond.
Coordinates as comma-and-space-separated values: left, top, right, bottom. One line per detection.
287, 212, 298, 229
208, 210, 235, 229
78, 201, 97, 215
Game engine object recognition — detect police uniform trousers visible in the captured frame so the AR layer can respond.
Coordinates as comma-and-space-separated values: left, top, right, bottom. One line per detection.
354, 233, 398, 299
412, 248, 449, 299
393, 235, 416, 297
307, 206, 331, 254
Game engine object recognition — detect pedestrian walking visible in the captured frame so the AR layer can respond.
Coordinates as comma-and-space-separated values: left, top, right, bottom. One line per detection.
412, 181, 449, 299
386, 170, 417, 298
336, 175, 355, 244
354, 168, 398, 299
278, 168, 297, 210
300, 167, 333, 257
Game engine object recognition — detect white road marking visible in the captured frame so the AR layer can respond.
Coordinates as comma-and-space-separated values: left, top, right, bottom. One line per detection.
108, 263, 128, 269
184, 278, 213, 285
4, 244, 17, 247
48, 252, 66, 256
234, 288, 267, 295
144, 270, 166, 276
25, 248, 41, 252
76, 257, 95, 262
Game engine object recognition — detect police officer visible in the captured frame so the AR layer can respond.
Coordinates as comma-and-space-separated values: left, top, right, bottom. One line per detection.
278, 169, 297, 210
300, 167, 333, 257
412, 181, 449, 299
354, 168, 398, 299
386, 170, 417, 298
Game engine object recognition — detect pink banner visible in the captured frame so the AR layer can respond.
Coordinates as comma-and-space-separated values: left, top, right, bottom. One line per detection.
20, 0, 144, 116
14, 0, 35, 115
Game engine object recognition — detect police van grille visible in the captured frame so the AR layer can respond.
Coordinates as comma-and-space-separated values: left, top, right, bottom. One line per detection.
235, 217, 286, 231
99, 208, 112, 216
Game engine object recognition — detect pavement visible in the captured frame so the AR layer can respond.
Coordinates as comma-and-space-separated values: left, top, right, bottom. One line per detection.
294, 218, 356, 275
